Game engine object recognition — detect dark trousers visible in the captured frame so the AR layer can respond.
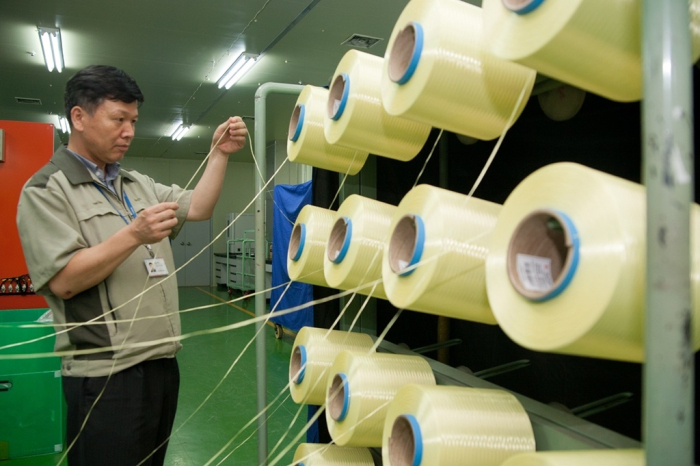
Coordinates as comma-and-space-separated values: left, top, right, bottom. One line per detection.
63, 358, 180, 466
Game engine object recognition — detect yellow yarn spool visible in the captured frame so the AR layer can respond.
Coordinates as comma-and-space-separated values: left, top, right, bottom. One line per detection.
288, 85, 369, 175
324, 49, 431, 161
383, 384, 535, 466
483, 0, 700, 102
485, 162, 700, 362
290, 327, 375, 405
324, 195, 397, 300
382, 184, 501, 324
500, 449, 644, 466
326, 351, 436, 447
289, 205, 336, 287
381, 0, 536, 141
292, 443, 375, 466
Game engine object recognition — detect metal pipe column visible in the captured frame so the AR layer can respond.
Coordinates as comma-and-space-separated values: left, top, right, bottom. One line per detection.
642, 1, 694, 464
253, 83, 304, 465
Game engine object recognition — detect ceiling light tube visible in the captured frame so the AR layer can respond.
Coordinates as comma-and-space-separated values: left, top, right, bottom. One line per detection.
171, 126, 185, 141
58, 116, 70, 133
38, 27, 64, 73
217, 53, 258, 89
171, 124, 190, 141
39, 31, 54, 72
176, 126, 190, 141
50, 31, 64, 72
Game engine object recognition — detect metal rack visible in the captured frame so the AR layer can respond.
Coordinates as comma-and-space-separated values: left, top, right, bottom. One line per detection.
642, 1, 694, 463
252, 2, 695, 462
226, 230, 256, 295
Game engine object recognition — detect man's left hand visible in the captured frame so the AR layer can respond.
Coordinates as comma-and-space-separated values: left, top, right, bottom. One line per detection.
212, 116, 248, 155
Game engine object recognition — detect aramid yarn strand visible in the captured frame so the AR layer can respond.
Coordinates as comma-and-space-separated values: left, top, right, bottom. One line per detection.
293, 443, 374, 466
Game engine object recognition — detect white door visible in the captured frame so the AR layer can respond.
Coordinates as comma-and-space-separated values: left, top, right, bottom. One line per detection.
171, 219, 212, 287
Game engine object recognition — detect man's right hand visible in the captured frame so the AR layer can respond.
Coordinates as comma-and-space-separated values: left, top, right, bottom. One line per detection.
129, 202, 180, 244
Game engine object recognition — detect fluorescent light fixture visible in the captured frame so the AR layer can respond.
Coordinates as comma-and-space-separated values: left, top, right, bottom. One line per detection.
58, 116, 71, 134
37, 27, 64, 72
171, 124, 190, 141
217, 53, 258, 89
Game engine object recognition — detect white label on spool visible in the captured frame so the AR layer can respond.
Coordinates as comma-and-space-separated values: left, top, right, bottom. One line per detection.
516, 253, 553, 292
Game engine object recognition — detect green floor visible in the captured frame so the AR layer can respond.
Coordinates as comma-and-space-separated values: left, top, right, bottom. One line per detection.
4, 287, 306, 466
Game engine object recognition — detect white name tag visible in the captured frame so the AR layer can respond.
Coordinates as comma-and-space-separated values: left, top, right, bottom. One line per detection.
144, 258, 169, 277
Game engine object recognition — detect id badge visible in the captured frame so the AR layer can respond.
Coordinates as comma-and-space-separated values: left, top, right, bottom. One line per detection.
144, 258, 169, 277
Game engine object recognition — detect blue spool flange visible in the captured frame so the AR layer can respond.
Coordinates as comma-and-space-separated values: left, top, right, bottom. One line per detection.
290, 104, 305, 142
290, 223, 306, 262
330, 217, 353, 264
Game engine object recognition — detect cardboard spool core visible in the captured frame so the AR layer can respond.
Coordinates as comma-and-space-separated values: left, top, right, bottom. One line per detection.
289, 104, 302, 140
328, 74, 348, 120
327, 218, 349, 263
289, 223, 303, 261
389, 23, 418, 83
389, 415, 417, 466
506, 209, 574, 300
389, 215, 419, 274
290, 346, 304, 383
328, 374, 347, 421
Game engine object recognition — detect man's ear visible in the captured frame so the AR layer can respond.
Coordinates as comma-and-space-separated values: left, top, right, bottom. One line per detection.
70, 106, 86, 132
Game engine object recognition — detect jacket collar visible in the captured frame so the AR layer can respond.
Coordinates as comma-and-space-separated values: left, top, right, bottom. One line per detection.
51, 145, 137, 185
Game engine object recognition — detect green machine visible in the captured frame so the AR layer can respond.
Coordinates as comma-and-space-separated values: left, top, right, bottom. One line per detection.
0, 309, 63, 460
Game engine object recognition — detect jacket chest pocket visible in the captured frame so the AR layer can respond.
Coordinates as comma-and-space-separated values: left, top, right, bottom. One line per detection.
73, 198, 128, 246
74, 199, 117, 222
127, 195, 153, 216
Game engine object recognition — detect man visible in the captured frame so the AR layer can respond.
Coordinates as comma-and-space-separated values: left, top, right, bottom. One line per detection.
16, 65, 247, 465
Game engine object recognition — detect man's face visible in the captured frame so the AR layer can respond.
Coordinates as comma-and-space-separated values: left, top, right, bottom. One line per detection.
73, 99, 138, 168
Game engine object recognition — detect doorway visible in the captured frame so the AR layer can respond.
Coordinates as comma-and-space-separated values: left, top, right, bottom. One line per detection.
171, 219, 212, 287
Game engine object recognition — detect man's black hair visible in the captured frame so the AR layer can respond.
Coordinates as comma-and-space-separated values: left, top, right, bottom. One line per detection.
64, 65, 144, 125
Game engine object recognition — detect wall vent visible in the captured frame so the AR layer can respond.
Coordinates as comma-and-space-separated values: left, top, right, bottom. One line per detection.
15, 97, 42, 105
341, 34, 383, 49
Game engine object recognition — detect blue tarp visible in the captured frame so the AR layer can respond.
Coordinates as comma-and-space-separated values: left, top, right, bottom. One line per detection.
269, 181, 313, 331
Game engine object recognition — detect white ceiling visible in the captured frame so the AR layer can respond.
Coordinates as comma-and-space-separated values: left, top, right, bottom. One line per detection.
0, 0, 479, 163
